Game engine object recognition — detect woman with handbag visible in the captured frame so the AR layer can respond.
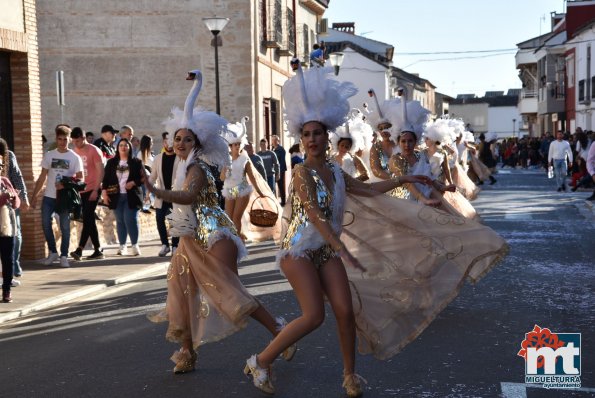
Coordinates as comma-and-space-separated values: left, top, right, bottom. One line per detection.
0, 156, 20, 303
102, 138, 144, 256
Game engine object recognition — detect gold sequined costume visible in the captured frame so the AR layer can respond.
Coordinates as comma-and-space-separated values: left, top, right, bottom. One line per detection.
150, 160, 258, 349
279, 160, 508, 360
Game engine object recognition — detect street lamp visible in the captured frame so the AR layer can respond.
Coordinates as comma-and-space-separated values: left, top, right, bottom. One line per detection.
328, 52, 344, 76
512, 118, 516, 138
203, 17, 230, 115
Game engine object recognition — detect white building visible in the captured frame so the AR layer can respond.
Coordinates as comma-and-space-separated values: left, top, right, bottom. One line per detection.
567, 21, 595, 131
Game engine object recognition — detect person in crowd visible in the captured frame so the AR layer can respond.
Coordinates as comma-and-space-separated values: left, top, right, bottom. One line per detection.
288, 143, 303, 170
150, 132, 179, 257
145, 69, 293, 375
540, 132, 553, 169
85, 131, 95, 144
117, 125, 134, 148
271, 135, 287, 206
257, 138, 279, 194
584, 140, 595, 201
31, 126, 84, 268
69, 127, 105, 261
0, 138, 29, 285
0, 156, 20, 303
478, 133, 498, 184
244, 65, 507, 397
94, 125, 117, 159
102, 138, 143, 256
136, 135, 155, 213
309, 43, 324, 67
244, 141, 266, 180
548, 130, 573, 192
131, 136, 141, 159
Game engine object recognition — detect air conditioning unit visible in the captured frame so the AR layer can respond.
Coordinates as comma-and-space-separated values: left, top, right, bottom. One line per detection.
318, 18, 328, 35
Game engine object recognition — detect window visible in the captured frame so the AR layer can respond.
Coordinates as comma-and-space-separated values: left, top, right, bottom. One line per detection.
286, 7, 295, 53
591, 76, 595, 99
302, 23, 309, 63
578, 79, 585, 102
567, 55, 575, 88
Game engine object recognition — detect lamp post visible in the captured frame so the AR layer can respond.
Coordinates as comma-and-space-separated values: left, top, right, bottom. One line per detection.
328, 52, 344, 76
203, 17, 230, 115
512, 118, 516, 138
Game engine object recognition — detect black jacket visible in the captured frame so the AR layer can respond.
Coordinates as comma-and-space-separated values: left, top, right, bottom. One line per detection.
103, 157, 144, 210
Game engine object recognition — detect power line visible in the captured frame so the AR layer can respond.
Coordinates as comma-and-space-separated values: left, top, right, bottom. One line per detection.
402, 52, 517, 68
399, 48, 516, 55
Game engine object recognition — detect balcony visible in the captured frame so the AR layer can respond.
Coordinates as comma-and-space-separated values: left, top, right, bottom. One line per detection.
518, 89, 538, 114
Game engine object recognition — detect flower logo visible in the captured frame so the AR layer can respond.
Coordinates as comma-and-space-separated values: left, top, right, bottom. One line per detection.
518, 325, 565, 369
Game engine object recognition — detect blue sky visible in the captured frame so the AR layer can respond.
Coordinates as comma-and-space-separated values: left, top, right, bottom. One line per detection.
324, 0, 564, 98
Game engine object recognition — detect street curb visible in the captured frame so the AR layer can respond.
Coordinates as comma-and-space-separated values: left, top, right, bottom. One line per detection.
0, 262, 167, 324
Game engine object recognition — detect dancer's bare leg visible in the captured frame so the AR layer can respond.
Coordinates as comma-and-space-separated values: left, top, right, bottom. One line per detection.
232, 194, 250, 234
320, 257, 356, 375
256, 257, 325, 367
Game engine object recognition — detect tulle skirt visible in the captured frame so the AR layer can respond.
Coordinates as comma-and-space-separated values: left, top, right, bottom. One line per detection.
341, 193, 508, 360
442, 190, 479, 221
452, 163, 480, 201
469, 155, 492, 181
150, 236, 259, 349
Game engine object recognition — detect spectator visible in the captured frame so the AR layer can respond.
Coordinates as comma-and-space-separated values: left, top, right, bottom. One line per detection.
102, 138, 144, 256
85, 131, 95, 144
540, 132, 553, 169
150, 133, 179, 257
271, 135, 287, 206
244, 141, 266, 180
94, 125, 118, 159
131, 136, 141, 158
0, 157, 20, 303
289, 143, 303, 169
31, 125, 84, 268
136, 135, 154, 213
548, 131, 573, 192
257, 138, 279, 194
117, 125, 134, 148
310, 43, 324, 67
69, 127, 105, 261
0, 138, 29, 284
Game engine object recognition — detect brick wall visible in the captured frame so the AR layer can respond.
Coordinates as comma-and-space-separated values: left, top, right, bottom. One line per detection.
5, 0, 44, 260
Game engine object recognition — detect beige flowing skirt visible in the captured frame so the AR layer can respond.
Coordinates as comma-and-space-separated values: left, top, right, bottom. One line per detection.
452, 163, 480, 201
469, 155, 492, 181
442, 190, 479, 221
342, 193, 508, 360
151, 236, 259, 349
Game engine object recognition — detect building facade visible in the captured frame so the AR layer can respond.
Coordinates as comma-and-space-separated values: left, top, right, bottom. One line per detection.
37, 0, 328, 147
0, 0, 45, 259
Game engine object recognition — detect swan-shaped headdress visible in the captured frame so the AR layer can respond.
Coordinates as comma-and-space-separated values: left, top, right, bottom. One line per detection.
283, 64, 357, 140
163, 69, 231, 169
424, 118, 455, 145
330, 108, 373, 154
224, 116, 249, 146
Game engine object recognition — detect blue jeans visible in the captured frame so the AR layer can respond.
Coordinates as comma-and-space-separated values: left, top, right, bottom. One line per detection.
114, 194, 139, 245
41, 196, 71, 257
13, 209, 22, 276
266, 175, 276, 195
553, 159, 567, 188
156, 202, 179, 248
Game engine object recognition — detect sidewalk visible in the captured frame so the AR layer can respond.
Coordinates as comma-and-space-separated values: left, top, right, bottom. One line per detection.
0, 239, 169, 324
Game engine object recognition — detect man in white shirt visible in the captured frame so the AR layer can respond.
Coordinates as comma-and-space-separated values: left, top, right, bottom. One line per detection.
547, 131, 573, 192
31, 126, 84, 267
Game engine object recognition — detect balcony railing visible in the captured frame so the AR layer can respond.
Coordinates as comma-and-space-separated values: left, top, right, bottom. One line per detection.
521, 89, 537, 99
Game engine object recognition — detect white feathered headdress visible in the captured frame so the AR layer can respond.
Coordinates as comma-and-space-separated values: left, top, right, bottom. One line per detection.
330, 109, 371, 154
485, 131, 498, 142
162, 69, 231, 169
283, 65, 357, 140
224, 116, 249, 146
424, 118, 454, 145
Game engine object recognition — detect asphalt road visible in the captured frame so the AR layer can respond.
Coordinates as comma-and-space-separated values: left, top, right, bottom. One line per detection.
1, 168, 593, 398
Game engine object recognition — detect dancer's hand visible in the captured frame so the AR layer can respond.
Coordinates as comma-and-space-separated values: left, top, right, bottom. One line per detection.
422, 198, 441, 207
339, 248, 367, 272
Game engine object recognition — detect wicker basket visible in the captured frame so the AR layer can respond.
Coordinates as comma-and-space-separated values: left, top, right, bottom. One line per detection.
249, 196, 278, 228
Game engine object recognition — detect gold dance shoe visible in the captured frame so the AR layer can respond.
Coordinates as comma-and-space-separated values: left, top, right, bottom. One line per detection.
244, 355, 274, 394
171, 348, 197, 374
342, 373, 367, 398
